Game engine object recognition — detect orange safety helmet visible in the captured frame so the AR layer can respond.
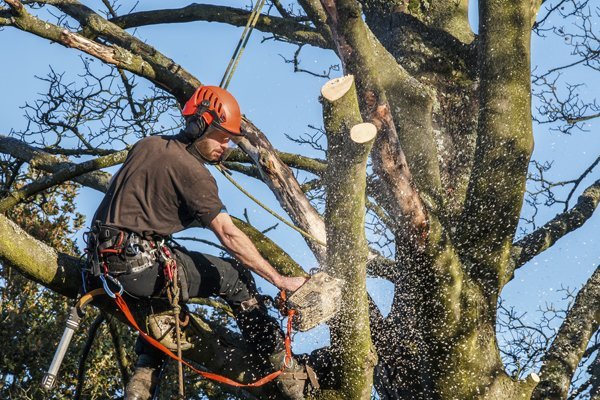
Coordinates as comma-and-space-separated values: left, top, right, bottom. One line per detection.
182, 86, 243, 136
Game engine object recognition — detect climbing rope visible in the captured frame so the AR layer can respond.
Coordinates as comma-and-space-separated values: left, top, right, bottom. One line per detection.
216, 164, 326, 247
219, 0, 267, 90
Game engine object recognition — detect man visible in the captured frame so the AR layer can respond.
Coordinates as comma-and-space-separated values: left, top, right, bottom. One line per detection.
87, 86, 317, 399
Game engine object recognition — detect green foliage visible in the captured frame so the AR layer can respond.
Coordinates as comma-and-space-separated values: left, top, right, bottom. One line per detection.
0, 160, 134, 399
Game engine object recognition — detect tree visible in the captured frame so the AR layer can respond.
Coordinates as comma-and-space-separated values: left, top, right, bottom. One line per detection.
0, 0, 598, 399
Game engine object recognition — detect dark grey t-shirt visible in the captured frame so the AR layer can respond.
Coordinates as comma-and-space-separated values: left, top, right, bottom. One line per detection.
93, 135, 224, 237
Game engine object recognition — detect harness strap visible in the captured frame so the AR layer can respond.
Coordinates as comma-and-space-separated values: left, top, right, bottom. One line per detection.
112, 291, 294, 388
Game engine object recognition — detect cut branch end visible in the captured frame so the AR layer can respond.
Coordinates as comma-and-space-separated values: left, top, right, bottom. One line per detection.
350, 122, 377, 144
321, 74, 355, 102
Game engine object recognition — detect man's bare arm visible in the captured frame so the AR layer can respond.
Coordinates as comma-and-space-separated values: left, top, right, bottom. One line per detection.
209, 213, 306, 292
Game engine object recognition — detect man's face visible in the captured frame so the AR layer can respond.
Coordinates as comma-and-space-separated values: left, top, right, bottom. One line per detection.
193, 126, 235, 162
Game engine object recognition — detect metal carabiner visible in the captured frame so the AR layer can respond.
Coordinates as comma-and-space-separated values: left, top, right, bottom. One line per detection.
99, 274, 124, 298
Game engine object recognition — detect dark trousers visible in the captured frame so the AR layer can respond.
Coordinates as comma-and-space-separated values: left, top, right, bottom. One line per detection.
113, 248, 285, 368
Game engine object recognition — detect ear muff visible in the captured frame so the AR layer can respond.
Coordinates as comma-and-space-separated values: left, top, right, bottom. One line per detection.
183, 117, 207, 141
183, 100, 211, 141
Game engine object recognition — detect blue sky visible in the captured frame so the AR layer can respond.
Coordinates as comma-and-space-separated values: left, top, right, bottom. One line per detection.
1, 0, 598, 357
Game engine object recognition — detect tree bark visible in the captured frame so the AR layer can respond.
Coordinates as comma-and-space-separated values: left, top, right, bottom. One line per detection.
459, 0, 534, 293
532, 265, 600, 399
321, 75, 377, 399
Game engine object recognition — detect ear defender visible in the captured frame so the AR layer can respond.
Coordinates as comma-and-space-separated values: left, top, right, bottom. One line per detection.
183, 100, 211, 141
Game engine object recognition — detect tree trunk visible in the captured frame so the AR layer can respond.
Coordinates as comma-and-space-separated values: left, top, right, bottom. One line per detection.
321, 75, 377, 399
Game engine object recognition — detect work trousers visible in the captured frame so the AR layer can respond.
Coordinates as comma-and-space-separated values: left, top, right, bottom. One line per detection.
111, 247, 285, 369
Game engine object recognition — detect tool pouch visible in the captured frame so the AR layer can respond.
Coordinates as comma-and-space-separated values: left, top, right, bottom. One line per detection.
147, 310, 193, 352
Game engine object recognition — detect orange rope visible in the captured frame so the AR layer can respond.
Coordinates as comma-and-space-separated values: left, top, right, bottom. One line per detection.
113, 292, 294, 387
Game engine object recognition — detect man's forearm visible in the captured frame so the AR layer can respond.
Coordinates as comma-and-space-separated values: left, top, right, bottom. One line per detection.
219, 225, 283, 287
209, 213, 307, 292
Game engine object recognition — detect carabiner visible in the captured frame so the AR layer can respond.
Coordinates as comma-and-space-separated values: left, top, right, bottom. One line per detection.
100, 274, 124, 298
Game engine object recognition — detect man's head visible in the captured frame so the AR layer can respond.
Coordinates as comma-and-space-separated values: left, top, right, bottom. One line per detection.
182, 86, 244, 162
191, 125, 240, 163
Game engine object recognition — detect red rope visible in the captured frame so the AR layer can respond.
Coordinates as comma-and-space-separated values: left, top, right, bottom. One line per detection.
113, 292, 294, 387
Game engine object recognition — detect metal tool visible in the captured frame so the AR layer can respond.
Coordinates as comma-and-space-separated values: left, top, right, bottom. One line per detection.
284, 272, 345, 332
41, 288, 104, 391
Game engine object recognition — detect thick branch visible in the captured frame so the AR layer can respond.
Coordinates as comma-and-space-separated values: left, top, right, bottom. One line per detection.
426, 0, 473, 44
532, 265, 600, 399
320, 0, 431, 248
511, 179, 600, 272
108, 3, 331, 49
0, 213, 81, 297
4, 4, 176, 95
0, 135, 113, 192
232, 217, 307, 278
459, 0, 534, 274
322, 74, 377, 399
237, 120, 328, 264
297, 0, 334, 44
45, 0, 200, 100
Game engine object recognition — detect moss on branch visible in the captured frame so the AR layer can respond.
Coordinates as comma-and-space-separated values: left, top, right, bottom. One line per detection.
232, 217, 307, 278
0, 214, 81, 297
511, 179, 600, 274
322, 75, 377, 399
459, 0, 534, 287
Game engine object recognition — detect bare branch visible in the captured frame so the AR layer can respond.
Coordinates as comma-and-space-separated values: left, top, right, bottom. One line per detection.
511, 179, 600, 271
532, 265, 600, 399
0, 149, 126, 212
0, 135, 114, 192
107, 3, 331, 49
226, 148, 327, 175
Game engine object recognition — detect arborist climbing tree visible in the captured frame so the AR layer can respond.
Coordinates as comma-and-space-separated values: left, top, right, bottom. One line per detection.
0, 1, 599, 400
83, 85, 320, 400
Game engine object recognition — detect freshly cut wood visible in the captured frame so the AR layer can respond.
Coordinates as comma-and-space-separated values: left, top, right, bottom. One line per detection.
321, 75, 355, 102
528, 373, 540, 383
351, 122, 377, 144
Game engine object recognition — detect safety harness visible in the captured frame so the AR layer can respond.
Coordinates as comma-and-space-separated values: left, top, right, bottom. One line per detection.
43, 222, 298, 394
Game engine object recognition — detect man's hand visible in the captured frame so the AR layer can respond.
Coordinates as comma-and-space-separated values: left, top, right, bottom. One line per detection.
276, 275, 308, 293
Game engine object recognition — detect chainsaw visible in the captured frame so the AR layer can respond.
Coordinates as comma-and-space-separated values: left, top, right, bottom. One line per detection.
278, 272, 344, 332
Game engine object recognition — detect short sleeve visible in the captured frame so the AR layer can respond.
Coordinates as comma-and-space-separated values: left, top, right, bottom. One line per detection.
178, 166, 225, 227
